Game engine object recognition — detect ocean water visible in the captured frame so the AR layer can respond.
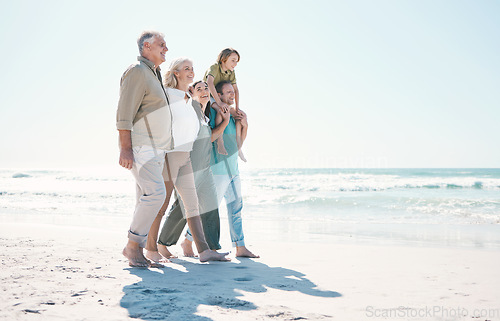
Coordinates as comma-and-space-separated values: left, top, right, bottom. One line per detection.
1, 168, 499, 248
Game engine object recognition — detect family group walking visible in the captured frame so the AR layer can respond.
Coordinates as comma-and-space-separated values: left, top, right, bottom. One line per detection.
116, 31, 258, 267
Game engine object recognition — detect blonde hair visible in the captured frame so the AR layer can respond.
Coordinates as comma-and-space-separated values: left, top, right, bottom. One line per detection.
163, 57, 193, 88
217, 48, 240, 65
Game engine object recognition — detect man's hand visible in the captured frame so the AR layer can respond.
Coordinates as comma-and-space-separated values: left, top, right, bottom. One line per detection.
233, 108, 247, 120
212, 102, 230, 114
220, 107, 230, 123
119, 148, 134, 169
240, 113, 248, 127
118, 130, 134, 169
219, 103, 230, 113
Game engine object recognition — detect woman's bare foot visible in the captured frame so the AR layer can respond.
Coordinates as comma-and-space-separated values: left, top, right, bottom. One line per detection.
122, 241, 149, 268
181, 239, 196, 257
217, 138, 228, 155
238, 149, 247, 162
158, 244, 177, 259
199, 250, 231, 262
236, 246, 259, 258
145, 250, 171, 263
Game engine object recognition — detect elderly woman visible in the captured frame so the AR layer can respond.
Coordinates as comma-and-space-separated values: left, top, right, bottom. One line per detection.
145, 58, 228, 263
150, 81, 230, 257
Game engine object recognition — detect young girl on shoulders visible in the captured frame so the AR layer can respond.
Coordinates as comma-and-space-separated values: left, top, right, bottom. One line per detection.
204, 48, 247, 162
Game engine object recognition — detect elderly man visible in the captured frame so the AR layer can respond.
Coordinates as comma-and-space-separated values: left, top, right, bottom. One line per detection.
116, 31, 171, 267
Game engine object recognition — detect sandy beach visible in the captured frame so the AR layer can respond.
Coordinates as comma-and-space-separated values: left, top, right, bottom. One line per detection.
1, 220, 499, 321
2, 0, 499, 319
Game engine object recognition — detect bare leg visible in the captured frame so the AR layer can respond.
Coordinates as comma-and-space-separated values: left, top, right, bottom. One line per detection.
145, 173, 174, 262
181, 238, 196, 257
217, 138, 228, 156
235, 120, 247, 162
236, 246, 259, 258
215, 112, 228, 155
145, 214, 171, 263
240, 114, 248, 145
157, 243, 177, 259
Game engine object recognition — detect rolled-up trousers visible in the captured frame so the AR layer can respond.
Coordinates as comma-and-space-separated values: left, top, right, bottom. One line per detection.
128, 145, 167, 248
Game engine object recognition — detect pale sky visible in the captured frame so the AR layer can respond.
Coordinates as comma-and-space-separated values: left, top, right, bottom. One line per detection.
0, 0, 499, 169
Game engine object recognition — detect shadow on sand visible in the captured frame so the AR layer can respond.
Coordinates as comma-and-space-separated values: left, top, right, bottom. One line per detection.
120, 258, 341, 320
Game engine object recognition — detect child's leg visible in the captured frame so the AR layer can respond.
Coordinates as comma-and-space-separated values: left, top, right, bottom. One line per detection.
215, 112, 228, 155
235, 120, 247, 162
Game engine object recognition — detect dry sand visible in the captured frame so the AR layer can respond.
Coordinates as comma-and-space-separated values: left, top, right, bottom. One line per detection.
1, 222, 499, 321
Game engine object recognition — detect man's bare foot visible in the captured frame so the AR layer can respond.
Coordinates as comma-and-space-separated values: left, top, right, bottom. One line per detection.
238, 149, 247, 162
122, 242, 149, 268
181, 239, 196, 257
157, 244, 177, 259
236, 246, 259, 258
199, 250, 231, 262
145, 250, 171, 263
217, 138, 228, 155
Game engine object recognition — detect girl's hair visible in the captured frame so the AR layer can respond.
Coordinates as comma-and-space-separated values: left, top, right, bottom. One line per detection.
217, 48, 240, 65
192, 80, 206, 90
205, 101, 212, 118
191, 80, 212, 118
163, 57, 193, 88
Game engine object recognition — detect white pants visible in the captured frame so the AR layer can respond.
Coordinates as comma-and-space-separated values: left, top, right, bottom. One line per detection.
128, 145, 167, 247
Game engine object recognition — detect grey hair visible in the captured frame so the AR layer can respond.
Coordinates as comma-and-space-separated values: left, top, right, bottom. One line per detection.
137, 31, 164, 54
164, 57, 193, 89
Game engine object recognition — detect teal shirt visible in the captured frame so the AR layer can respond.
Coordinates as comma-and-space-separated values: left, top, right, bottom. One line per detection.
209, 107, 239, 176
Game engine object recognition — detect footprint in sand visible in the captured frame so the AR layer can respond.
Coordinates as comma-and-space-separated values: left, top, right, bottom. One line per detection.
205, 296, 252, 308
